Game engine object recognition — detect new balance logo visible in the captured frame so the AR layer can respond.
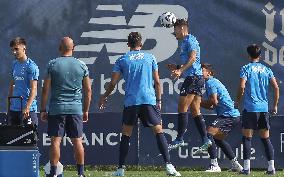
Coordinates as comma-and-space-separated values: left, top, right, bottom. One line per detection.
74, 4, 188, 64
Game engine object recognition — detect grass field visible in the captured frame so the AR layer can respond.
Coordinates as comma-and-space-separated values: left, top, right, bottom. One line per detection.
40, 170, 284, 177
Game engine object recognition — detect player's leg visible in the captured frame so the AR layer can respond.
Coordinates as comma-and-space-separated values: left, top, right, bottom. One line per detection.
258, 112, 275, 175
239, 110, 258, 175
48, 114, 65, 176
205, 126, 221, 172
113, 106, 137, 176
66, 114, 85, 177
169, 94, 194, 149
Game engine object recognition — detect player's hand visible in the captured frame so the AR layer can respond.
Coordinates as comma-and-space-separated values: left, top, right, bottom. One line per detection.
171, 69, 182, 80
23, 107, 30, 119
167, 64, 177, 71
40, 112, 48, 123
234, 101, 239, 109
156, 101, 162, 110
98, 96, 107, 110
270, 106, 278, 115
83, 111, 89, 122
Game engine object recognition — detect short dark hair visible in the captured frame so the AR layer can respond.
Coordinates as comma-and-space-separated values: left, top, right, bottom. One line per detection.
201, 63, 215, 76
10, 37, 27, 47
247, 44, 261, 59
174, 18, 188, 28
128, 32, 142, 48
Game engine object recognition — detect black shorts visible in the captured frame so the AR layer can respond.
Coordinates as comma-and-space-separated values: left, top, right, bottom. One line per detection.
122, 104, 162, 127
8, 111, 38, 126
241, 110, 270, 130
180, 75, 205, 96
48, 114, 83, 138
210, 116, 240, 134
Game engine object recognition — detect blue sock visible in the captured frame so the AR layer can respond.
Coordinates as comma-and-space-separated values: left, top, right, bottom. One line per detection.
215, 139, 235, 160
119, 135, 130, 168
207, 133, 217, 159
261, 138, 274, 160
156, 133, 171, 163
242, 136, 252, 160
193, 115, 208, 143
50, 165, 57, 176
77, 164, 84, 175
176, 112, 188, 141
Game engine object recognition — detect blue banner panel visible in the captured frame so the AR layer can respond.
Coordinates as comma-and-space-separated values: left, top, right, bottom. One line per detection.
38, 113, 138, 166
0, 0, 283, 114
139, 114, 284, 169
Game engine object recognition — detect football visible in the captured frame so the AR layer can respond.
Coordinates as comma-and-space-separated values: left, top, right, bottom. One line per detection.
160, 11, 177, 28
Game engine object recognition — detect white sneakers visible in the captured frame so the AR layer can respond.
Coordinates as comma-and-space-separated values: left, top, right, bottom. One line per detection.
166, 163, 181, 176
205, 164, 221, 172
230, 160, 243, 172
112, 167, 125, 176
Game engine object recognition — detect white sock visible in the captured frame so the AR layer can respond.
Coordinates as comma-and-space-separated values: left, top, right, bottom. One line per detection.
211, 158, 218, 166
268, 160, 275, 171
244, 160, 250, 171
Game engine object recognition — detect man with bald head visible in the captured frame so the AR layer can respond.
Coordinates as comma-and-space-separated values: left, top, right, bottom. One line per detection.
40, 37, 92, 177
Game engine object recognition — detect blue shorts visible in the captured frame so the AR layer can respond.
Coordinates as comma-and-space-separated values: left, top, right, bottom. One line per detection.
8, 111, 38, 126
241, 110, 270, 130
180, 75, 205, 96
122, 104, 162, 127
48, 114, 83, 138
210, 116, 240, 134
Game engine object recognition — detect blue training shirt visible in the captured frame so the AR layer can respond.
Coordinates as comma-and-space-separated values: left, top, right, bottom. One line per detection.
240, 62, 274, 112
205, 77, 240, 117
180, 34, 202, 77
11, 58, 39, 111
112, 50, 158, 107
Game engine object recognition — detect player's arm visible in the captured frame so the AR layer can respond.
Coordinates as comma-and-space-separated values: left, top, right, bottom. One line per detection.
201, 93, 218, 110
270, 77, 279, 114
98, 72, 120, 109
7, 80, 15, 110
23, 80, 37, 118
172, 51, 196, 79
40, 78, 51, 122
82, 76, 92, 122
235, 78, 246, 108
153, 70, 161, 109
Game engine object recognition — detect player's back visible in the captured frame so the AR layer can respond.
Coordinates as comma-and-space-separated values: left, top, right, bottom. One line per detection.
113, 50, 157, 107
206, 77, 239, 117
240, 62, 274, 112
48, 57, 89, 114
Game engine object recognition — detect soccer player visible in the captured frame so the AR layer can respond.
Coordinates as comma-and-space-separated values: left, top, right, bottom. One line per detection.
167, 18, 211, 150
40, 37, 92, 177
200, 63, 243, 172
98, 32, 180, 176
236, 44, 279, 175
8, 37, 39, 126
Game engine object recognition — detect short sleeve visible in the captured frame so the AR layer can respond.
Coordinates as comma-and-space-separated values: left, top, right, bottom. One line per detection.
207, 83, 217, 96
240, 66, 247, 80
112, 57, 123, 73
79, 60, 89, 77
267, 68, 274, 80
188, 38, 199, 53
46, 60, 54, 79
27, 63, 39, 81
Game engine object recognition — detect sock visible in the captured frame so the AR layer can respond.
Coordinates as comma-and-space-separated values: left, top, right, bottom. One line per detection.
156, 133, 171, 163
207, 134, 217, 159
244, 159, 250, 171
176, 112, 188, 141
261, 138, 274, 161
50, 165, 57, 176
77, 164, 84, 175
193, 115, 208, 143
268, 160, 275, 171
215, 139, 235, 160
119, 135, 130, 168
242, 136, 252, 171
210, 158, 218, 167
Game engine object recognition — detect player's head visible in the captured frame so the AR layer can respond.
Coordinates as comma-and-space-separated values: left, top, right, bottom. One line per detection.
127, 32, 142, 50
174, 18, 189, 40
10, 37, 27, 60
59, 36, 74, 55
247, 44, 261, 60
201, 63, 215, 80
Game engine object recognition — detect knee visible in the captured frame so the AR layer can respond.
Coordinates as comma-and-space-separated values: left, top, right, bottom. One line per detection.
152, 125, 163, 135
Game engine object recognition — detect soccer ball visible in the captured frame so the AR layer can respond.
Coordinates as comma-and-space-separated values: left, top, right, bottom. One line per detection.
160, 12, 177, 28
